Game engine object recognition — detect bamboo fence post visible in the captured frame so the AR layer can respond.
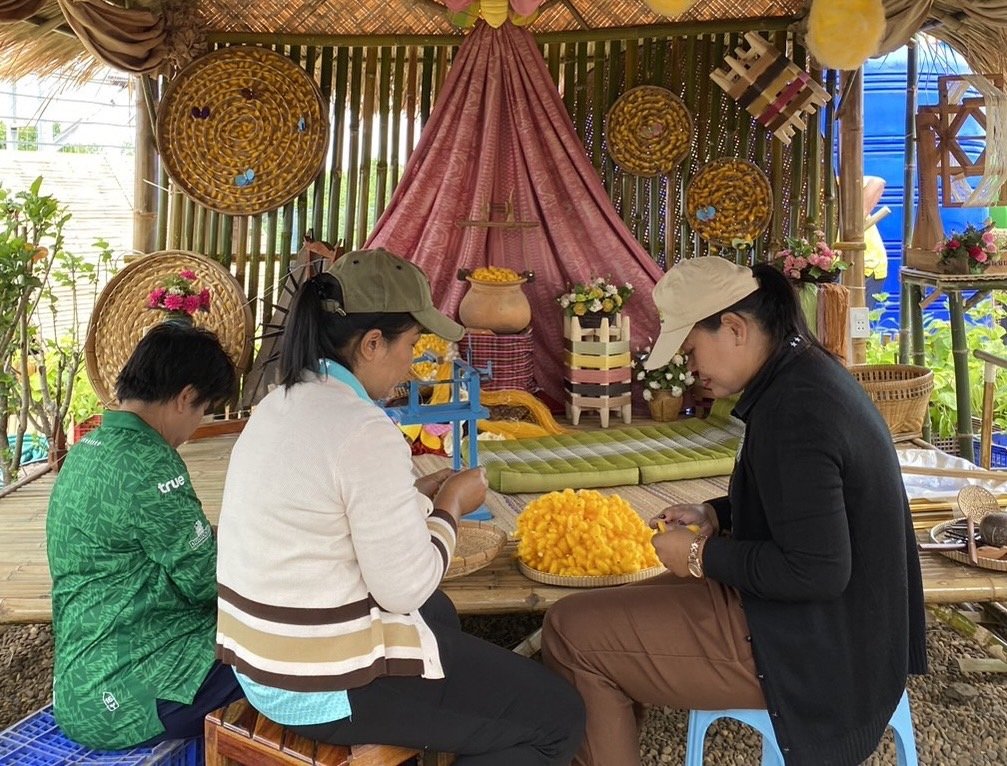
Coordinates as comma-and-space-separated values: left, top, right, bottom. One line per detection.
169, 185, 184, 251
181, 197, 194, 252
133, 74, 158, 254
328, 47, 349, 246
220, 216, 233, 268
375, 46, 392, 219
344, 46, 363, 248
575, 41, 589, 144
547, 42, 561, 86
314, 46, 333, 240
806, 64, 824, 233
433, 45, 448, 108
563, 43, 576, 117
405, 47, 418, 161
789, 36, 807, 239
207, 211, 219, 261
603, 39, 622, 192
358, 47, 378, 245
900, 37, 919, 365
824, 69, 839, 247
247, 215, 262, 330
234, 216, 248, 290
838, 67, 866, 364
591, 42, 605, 171
420, 46, 435, 128
263, 211, 278, 323
391, 46, 406, 191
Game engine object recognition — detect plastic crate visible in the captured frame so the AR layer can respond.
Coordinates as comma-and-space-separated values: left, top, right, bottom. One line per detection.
0, 706, 202, 765
973, 432, 1007, 468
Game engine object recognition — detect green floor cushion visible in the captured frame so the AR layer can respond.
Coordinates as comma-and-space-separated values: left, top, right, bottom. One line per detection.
466, 407, 743, 493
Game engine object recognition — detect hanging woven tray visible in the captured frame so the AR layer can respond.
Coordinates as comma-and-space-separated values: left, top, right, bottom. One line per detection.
606, 85, 693, 177
156, 46, 329, 216
517, 561, 665, 588
444, 521, 509, 580
85, 251, 253, 407
929, 519, 1007, 573
685, 158, 773, 244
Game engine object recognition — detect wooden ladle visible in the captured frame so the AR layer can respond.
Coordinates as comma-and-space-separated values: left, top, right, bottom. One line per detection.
957, 485, 1001, 565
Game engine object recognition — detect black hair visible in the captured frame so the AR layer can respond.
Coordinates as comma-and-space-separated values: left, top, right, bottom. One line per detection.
278, 273, 418, 388
115, 322, 236, 406
695, 263, 832, 354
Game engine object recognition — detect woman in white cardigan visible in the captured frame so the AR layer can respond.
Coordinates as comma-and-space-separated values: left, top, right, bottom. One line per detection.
216, 248, 584, 766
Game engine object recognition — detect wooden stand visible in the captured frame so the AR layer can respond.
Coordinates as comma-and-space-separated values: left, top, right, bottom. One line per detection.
563, 314, 632, 428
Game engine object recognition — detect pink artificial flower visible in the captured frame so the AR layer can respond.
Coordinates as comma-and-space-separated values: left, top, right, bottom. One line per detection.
982, 231, 996, 245
178, 269, 197, 281
147, 287, 166, 308
778, 249, 791, 260
969, 245, 984, 259
198, 288, 211, 311
182, 295, 202, 315
976, 251, 989, 263
163, 294, 185, 311
949, 239, 961, 250
789, 270, 801, 280
818, 254, 834, 271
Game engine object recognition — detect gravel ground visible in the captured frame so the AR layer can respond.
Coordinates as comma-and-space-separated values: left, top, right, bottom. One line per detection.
3, 615, 1007, 763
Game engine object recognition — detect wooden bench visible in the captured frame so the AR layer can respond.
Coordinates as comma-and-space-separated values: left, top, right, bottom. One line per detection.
205, 699, 454, 765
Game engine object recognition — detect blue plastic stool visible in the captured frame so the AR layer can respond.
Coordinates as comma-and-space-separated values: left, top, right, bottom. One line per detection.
685, 689, 918, 766
0, 705, 202, 765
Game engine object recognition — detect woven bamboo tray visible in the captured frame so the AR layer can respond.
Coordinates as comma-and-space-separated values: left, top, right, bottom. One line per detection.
685, 158, 773, 244
605, 85, 693, 177
444, 521, 508, 580
518, 560, 665, 588
85, 251, 253, 407
850, 364, 934, 442
929, 519, 1007, 573
156, 46, 329, 216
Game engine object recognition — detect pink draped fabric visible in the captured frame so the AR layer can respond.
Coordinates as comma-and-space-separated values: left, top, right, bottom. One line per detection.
367, 22, 663, 406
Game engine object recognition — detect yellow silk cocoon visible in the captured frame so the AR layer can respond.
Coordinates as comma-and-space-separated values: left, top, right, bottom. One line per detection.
806, 0, 886, 71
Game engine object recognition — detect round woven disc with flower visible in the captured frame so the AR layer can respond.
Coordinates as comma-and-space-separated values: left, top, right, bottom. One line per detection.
686, 158, 773, 244
606, 86, 693, 177
156, 46, 329, 216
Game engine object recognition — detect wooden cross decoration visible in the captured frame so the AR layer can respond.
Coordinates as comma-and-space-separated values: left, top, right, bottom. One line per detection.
917, 74, 1007, 208
710, 32, 830, 146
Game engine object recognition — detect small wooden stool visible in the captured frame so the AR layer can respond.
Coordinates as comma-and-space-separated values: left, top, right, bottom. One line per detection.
205, 699, 453, 765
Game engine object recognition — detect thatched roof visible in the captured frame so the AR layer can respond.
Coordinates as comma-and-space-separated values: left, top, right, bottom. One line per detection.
1, 1, 1006, 82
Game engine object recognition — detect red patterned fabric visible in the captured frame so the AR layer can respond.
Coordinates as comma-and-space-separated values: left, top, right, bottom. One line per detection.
459, 330, 536, 391
366, 22, 663, 406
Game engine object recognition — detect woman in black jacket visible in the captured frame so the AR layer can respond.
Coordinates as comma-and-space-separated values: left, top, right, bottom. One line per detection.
542, 256, 926, 766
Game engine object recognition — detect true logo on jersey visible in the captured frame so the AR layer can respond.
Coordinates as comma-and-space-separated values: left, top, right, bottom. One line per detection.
157, 474, 186, 494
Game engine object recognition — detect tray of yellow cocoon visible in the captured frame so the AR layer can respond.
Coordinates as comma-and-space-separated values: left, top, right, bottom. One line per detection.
515, 489, 666, 587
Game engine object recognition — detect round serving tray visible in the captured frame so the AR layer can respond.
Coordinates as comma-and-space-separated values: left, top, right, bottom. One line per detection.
444, 521, 508, 580
930, 519, 1007, 573
685, 157, 773, 244
606, 85, 693, 177
518, 560, 665, 588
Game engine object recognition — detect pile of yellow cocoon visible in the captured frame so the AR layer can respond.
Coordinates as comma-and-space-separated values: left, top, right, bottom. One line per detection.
806, 0, 886, 71
516, 489, 661, 576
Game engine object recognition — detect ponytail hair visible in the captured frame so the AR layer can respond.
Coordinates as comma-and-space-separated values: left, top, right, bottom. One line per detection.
278, 274, 417, 388
695, 263, 832, 355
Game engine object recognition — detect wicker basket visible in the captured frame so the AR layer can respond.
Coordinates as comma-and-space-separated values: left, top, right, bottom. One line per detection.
444, 522, 508, 580
850, 364, 934, 441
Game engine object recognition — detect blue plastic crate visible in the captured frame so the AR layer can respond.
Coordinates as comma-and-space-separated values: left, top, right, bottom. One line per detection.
0, 706, 202, 765
973, 432, 1007, 468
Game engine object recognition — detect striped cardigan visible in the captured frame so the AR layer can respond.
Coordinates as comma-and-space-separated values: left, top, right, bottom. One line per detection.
215, 372, 457, 692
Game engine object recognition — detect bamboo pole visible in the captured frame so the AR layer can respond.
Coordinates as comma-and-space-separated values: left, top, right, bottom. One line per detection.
900, 37, 919, 365
547, 43, 561, 86
591, 42, 605, 171
234, 216, 248, 288
133, 74, 158, 254
405, 47, 418, 161
207, 210, 219, 260
575, 41, 588, 144
806, 64, 823, 233
432, 45, 448, 108
263, 211, 278, 323
344, 47, 364, 248
181, 197, 194, 251
247, 214, 261, 330
375, 46, 392, 218
315, 46, 333, 240
563, 43, 576, 117
220, 216, 234, 268
790, 36, 807, 239
328, 47, 349, 246
169, 186, 184, 251
769, 35, 787, 250
420, 46, 435, 128
838, 68, 866, 364
357, 47, 378, 245
193, 205, 206, 254
391, 46, 406, 192
824, 69, 839, 248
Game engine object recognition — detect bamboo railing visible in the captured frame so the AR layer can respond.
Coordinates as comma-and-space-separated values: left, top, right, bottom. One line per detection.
148, 29, 832, 394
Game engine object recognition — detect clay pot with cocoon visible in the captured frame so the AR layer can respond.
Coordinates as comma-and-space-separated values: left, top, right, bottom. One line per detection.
644, 0, 699, 16
806, 0, 886, 71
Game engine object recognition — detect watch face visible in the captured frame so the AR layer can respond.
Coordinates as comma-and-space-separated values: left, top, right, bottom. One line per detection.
688, 560, 703, 578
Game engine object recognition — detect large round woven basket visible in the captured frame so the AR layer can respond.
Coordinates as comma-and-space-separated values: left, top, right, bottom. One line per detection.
929, 519, 1007, 573
444, 521, 508, 580
518, 561, 665, 588
85, 251, 253, 407
156, 46, 329, 216
605, 85, 693, 177
685, 158, 773, 244
850, 364, 934, 441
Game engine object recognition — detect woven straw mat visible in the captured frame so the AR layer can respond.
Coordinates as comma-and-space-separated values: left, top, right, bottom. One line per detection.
685, 158, 773, 244
444, 522, 508, 580
156, 46, 329, 216
85, 251, 253, 407
606, 86, 693, 177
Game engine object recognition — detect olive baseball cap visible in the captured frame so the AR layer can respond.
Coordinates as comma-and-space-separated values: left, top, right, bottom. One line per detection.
325, 248, 465, 341
645, 256, 759, 370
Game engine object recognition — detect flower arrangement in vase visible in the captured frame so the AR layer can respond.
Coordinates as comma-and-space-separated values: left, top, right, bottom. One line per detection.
557, 277, 634, 327
632, 345, 695, 421
772, 232, 848, 283
146, 269, 211, 323
937, 223, 999, 275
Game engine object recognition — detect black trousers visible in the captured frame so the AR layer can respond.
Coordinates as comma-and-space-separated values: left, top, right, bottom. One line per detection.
145, 660, 245, 744
289, 591, 585, 766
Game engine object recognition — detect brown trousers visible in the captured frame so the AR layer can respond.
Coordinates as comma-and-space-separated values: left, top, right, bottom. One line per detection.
541, 573, 764, 766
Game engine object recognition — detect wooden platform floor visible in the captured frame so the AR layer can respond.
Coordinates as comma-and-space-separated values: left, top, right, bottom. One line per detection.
1, 434, 1004, 622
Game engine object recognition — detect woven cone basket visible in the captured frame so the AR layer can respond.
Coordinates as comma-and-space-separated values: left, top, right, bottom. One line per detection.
156, 46, 329, 216
85, 251, 253, 407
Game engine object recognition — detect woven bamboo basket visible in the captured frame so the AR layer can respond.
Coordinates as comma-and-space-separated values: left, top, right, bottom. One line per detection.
850, 364, 934, 441
517, 560, 665, 588
85, 251, 254, 407
444, 521, 508, 580
156, 46, 329, 216
929, 520, 1007, 573
605, 85, 693, 177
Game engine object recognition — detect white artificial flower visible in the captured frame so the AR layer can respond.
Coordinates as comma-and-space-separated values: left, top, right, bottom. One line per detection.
679, 372, 686, 380
665, 372, 673, 379
624, 282, 633, 290
605, 284, 617, 296
589, 299, 603, 312
649, 380, 660, 389
685, 372, 696, 385
642, 389, 653, 401
671, 386, 683, 397
559, 296, 570, 308
637, 371, 645, 380
672, 353, 684, 366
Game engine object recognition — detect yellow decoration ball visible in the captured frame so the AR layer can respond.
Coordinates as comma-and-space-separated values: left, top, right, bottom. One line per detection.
806, 0, 886, 71
643, 0, 699, 17
516, 489, 662, 577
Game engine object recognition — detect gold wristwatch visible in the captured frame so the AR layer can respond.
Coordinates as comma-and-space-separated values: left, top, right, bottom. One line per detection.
687, 534, 707, 578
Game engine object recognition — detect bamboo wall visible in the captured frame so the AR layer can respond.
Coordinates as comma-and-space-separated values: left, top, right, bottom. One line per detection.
152, 29, 834, 378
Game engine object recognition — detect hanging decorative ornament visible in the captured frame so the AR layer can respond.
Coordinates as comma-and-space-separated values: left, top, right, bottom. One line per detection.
444, 0, 544, 30
805, 0, 886, 71
643, 0, 700, 16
